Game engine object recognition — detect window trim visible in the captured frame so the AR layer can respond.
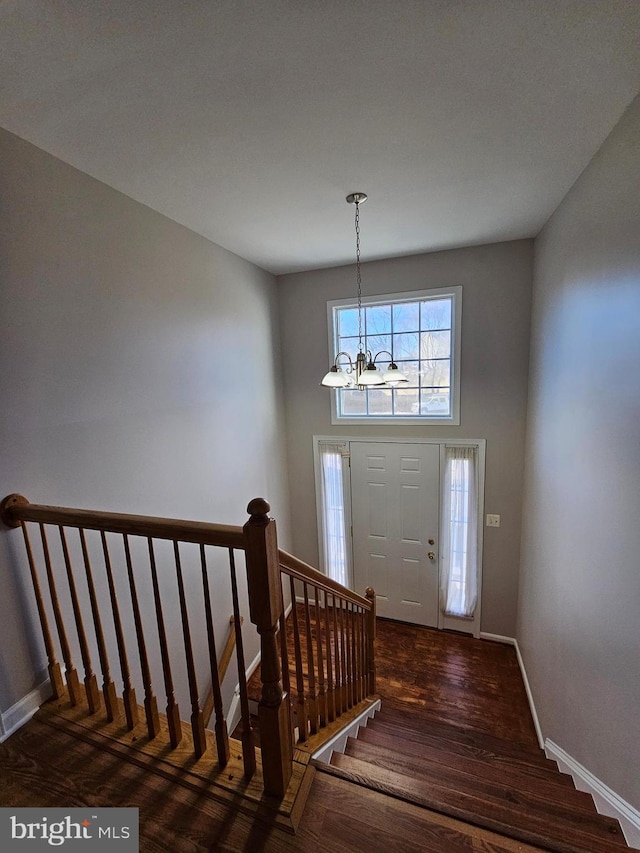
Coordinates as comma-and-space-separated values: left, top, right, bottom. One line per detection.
326, 286, 462, 425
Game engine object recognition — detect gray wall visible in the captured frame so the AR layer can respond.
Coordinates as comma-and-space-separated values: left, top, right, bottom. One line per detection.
518, 95, 640, 808
0, 128, 290, 719
278, 240, 533, 637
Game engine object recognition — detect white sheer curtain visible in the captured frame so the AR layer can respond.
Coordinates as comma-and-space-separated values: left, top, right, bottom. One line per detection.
440, 446, 478, 618
318, 442, 349, 587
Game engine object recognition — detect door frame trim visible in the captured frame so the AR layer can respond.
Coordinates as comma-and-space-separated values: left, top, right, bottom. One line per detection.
313, 435, 486, 638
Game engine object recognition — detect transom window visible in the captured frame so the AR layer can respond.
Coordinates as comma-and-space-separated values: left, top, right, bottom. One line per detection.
327, 286, 461, 424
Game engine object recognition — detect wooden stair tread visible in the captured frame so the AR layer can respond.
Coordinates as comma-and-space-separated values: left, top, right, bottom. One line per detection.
374, 707, 545, 755
370, 715, 559, 772
324, 753, 628, 853
359, 724, 576, 789
310, 770, 551, 853
376, 701, 540, 752
345, 736, 597, 815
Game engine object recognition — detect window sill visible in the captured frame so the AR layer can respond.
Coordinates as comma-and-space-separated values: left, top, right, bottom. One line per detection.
331, 415, 461, 426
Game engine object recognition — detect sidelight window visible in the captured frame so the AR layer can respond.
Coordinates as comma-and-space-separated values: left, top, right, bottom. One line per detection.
317, 441, 350, 587
441, 445, 478, 618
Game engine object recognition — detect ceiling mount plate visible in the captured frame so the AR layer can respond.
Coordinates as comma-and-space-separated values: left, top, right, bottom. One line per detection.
346, 192, 368, 205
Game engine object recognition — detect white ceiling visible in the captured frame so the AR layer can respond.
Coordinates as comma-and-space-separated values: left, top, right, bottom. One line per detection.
1, 1, 639, 274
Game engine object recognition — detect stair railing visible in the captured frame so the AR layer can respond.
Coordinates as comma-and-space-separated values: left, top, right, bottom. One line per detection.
0, 493, 376, 799
277, 549, 376, 745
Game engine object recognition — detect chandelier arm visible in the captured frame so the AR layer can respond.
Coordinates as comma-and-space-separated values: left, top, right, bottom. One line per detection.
371, 349, 394, 365
334, 352, 355, 373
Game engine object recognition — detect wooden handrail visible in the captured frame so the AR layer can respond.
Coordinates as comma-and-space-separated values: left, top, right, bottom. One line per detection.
1, 495, 244, 549
278, 549, 371, 610
202, 615, 242, 727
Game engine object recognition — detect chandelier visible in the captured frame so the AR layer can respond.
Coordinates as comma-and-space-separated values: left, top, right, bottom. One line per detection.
321, 193, 408, 389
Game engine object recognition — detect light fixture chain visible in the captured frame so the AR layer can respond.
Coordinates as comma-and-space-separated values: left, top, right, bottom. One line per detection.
355, 201, 363, 349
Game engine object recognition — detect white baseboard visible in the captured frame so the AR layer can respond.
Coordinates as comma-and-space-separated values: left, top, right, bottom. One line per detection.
0, 678, 51, 743
227, 691, 242, 736
480, 632, 640, 849
545, 740, 640, 850
312, 699, 381, 765
225, 649, 262, 736
480, 632, 544, 749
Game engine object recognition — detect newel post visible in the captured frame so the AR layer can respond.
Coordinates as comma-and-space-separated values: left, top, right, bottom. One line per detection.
365, 587, 377, 695
243, 498, 293, 798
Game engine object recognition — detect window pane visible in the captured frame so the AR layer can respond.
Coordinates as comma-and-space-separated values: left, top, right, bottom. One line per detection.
367, 389, 393, 415
420, 358, 450, 387
394, 359, 420, 386
338, 307, 359, 337
392, 302, 419, 332
365, 305, 391, 335
337, 336, 360, 361
393, 387, 419, 414
421, 298, 452, 331
340, 389, 366, 415
366, 333, 391, 357
419, 389, 450, 415
420, 330, 451, 359
392, 332, 419, 360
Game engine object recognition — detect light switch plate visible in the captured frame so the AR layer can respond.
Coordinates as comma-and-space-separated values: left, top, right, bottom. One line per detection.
486, 514, 501, 528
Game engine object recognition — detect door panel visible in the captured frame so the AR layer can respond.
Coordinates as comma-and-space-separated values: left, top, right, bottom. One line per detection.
368, 482, 387, 537
350, 442, 440, 626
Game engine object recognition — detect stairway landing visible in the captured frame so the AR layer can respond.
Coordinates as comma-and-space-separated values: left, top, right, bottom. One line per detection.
313, 619, 630, 853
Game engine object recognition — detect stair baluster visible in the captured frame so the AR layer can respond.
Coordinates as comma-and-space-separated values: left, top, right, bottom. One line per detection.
365, 587, 376, 695
123, 534, 160, 739
19, 520, 65, 700
332, 595, 343, 718
40, 524, 82, 707
288, 575, 308, 741
314, 591, 327, 728
147, 538, 182, 747
278, 595, 296, 751
101, 531, 138, 729
339, 598, 349, 711
173, 540, 207, 757
302, 582, 318, 735
323, 592, 335, 723
58, 526, 101, 714
200, 545, 230, 768
79, 528, 118, 721
228, 547, 256, 778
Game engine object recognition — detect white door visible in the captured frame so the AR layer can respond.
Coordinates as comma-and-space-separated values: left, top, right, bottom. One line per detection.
350, 441, 440, 626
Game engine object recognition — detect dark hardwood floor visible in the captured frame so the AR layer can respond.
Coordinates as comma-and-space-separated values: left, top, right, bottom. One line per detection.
374, 617, 539, 747
0, 619, 618, 852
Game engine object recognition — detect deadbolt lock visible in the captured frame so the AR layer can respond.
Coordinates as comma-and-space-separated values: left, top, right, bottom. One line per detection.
428, 538, 435, 545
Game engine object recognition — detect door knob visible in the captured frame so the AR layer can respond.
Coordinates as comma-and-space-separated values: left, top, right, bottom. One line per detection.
428, 551, 436, 560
